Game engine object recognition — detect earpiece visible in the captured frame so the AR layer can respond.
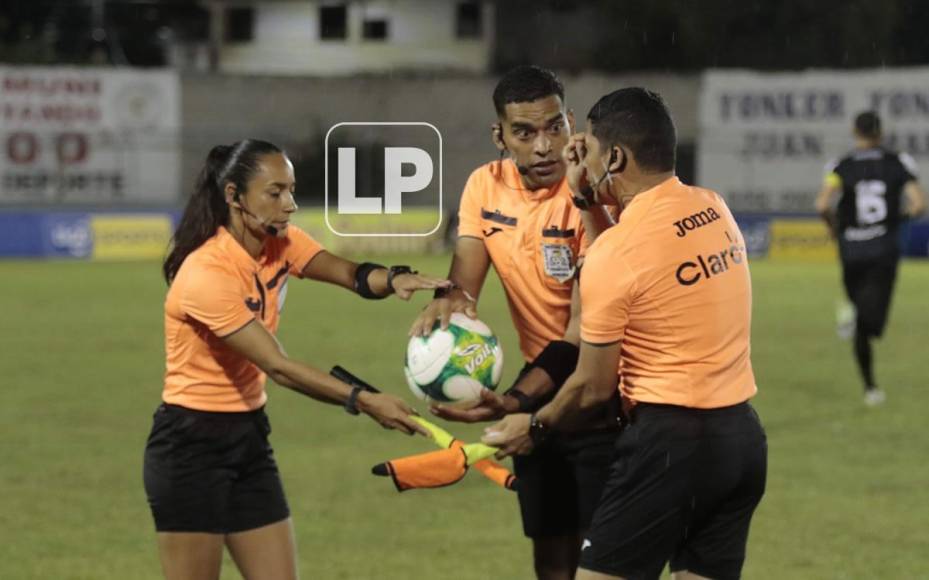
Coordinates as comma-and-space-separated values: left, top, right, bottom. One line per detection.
612, 147, 628, 174
493, 124, 530, 175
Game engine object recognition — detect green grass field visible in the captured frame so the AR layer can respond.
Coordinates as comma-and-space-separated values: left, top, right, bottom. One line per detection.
1, 256, 928, 579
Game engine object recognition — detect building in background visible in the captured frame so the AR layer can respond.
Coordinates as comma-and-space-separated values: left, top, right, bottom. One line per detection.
194, 0, 493, 75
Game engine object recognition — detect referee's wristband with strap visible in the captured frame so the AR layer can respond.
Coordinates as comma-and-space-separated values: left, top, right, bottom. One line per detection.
344, 384, 366, 415
503, 387, 532, 413
355, 263, 416, 299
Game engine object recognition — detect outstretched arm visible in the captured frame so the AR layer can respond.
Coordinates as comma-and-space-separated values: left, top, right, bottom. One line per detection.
301, 251, 449, 300
222, 320, 427, 436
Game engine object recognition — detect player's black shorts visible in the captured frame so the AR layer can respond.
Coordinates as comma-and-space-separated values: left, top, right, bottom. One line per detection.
580, 401, 767, 580
514, 428, 620, 538
143, 403, 290, 533
841, 254, 899, 338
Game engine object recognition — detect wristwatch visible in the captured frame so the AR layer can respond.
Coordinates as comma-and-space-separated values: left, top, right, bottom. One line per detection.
344, 384, 365, 415
386, 265, 416, 293
571, 185, 596, 210
528, 413, 550, 445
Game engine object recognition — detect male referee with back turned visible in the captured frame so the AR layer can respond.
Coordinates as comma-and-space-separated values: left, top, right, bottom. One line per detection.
815, 110, 927, 406
484, 87, 767, 580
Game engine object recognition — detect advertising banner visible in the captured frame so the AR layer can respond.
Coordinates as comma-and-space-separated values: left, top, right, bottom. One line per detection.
90, 214, 173, 260
0, 67, 180, 205
699, 68, 929, 214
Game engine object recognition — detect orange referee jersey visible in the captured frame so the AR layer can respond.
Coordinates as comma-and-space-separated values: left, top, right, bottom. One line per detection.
580, 177, 757, 409
163, 225, 324, 412
458, 159, 591, 362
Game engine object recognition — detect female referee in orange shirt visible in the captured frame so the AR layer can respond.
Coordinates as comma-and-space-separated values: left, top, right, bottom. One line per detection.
144, 139, 444, 580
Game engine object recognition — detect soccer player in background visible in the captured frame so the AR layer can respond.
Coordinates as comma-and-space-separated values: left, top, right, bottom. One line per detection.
145, 139, 445, 580
815, 111, 927, 405
409, 65, 617, 580
484, 88, 768, 580
816, 111, 926, 406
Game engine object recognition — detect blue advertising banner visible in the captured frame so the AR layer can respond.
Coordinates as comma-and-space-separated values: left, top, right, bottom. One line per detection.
0, 213, 45, 258
0, 211, 926, 260
42, 213, 93, 258
0, 210, 175, 260
902, 220, 929, 257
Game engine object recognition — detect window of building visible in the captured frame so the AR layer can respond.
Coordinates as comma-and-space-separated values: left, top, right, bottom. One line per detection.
320, 4, 348, 40
363, 19, 389, 41
456, 1, 482, 39
225, 7, 254, 43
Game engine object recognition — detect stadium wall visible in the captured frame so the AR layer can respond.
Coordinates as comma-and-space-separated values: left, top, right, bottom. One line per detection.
179, 72, 702, 207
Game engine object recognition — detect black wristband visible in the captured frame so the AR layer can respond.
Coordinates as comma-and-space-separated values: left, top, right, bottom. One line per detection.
386, 265, 416, 294
354, 262, 387, 299
503, 388, 532, 413
344, 384, 365, 415
530, 340, 580, 389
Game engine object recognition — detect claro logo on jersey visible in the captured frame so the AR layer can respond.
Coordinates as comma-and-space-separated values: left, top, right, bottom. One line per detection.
675, 241, 747, 286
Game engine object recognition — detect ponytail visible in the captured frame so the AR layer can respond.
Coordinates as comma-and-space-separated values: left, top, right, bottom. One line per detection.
163, 139, 282, 283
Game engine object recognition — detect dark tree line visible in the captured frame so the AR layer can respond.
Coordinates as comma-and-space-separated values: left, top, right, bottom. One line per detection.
496, 0, 929, 72
2, 0, 929, 71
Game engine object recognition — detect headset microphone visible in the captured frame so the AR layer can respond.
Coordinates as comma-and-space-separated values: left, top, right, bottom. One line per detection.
234, 193, 279, 236
261, 221, 279, 236
247, 207, 279, 236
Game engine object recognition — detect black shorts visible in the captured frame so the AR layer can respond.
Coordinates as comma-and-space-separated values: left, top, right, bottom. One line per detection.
841, 254, 899, 338
514, 429, 619, 538
580, 402, 767, 580
509, 362, 620, 539
143, 403, 290, 533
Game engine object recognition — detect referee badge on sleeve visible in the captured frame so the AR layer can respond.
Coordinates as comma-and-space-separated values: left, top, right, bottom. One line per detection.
542, 243, 576, 283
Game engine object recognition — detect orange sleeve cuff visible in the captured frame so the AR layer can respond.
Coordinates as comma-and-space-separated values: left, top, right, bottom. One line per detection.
286, 227, 326, 278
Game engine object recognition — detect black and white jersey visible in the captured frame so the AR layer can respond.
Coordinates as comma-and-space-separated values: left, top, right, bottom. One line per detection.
824, 147, 917, 246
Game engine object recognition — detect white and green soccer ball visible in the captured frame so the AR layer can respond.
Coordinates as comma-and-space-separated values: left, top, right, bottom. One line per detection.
404, 313, 504, 405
